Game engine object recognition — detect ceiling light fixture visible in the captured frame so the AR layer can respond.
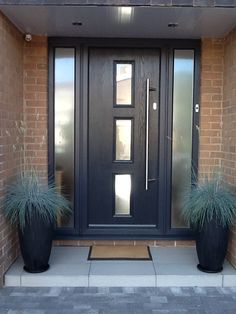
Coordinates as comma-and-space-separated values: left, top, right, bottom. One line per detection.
72, 22, 82, 26
168, 22, 179, 28
118, 6, 134, 23
121, 7, 132, 16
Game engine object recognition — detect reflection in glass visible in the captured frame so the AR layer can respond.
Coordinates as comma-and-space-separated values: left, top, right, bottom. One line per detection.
171, 50, 194, 228
116, 63, 132, 105
115, 120, 132, 161
115, 174, 131, 215
55, 48, 75, 228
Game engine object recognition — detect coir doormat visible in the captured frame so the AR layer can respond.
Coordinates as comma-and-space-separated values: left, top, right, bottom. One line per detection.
88, 245, 152, 261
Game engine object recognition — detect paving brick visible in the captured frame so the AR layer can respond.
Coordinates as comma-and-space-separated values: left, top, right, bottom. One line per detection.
0, 287, 236, 313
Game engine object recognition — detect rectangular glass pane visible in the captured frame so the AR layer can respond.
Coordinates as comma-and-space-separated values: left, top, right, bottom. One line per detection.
115, 174, 131, 215
116, 63, 132, 105
171, 50, 194, 228
54, 48, 75, 228
115, 119, 132, 161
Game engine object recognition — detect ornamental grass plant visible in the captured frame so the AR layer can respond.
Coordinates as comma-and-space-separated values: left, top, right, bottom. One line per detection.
3, 120, 71, 230
182, 173, 236, 230
3, 168, 71, 230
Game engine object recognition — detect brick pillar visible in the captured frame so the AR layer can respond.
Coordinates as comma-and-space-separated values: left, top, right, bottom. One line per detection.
0, 12, 23, 286
199, 39, 224, 174
222, 27, 236, 267
199, 36, 236, 268
0, 22, 48, 285
23, 36, 48, 175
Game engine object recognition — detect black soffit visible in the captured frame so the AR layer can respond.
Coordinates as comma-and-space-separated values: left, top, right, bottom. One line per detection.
1, 0, 236, 8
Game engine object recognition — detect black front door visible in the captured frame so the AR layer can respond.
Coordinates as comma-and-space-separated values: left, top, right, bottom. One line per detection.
88, 48, 160, 229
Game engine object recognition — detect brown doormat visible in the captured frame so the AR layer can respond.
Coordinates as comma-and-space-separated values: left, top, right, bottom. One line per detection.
88, 245, 152, 261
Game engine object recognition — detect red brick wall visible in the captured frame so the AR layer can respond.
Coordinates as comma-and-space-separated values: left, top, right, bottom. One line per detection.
23, 36, 48, 175
0, 12, 23, 286
199, 39, 224, 174
199, 34, 236, 268
0, 14, 48, 286
222, 28, 236, 267
53, 240, 196, 247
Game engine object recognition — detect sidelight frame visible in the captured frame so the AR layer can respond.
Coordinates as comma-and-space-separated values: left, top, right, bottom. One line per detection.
48, 38, 201, 240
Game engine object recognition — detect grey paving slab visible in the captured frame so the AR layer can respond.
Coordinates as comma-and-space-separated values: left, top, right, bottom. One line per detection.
4, 258, 23, 287
4, 246, 236, 287
49, 246, 90, 264
150, 247, 198, 264
156, 274, 222, 287
221, 260, 236, 286
89, 261, 155, 275
155, 263, 221, 276
150, 246, 236, 287
21, 264, 90, 287
89, 261, 156, 287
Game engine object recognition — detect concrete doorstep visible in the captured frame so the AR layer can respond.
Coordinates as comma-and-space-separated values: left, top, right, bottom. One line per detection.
4, 247, 236, 287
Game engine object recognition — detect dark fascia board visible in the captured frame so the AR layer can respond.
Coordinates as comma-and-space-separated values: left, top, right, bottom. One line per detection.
1, 0, 236, 8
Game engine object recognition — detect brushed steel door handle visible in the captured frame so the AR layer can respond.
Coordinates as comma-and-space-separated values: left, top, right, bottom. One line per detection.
145, 78, 150, 191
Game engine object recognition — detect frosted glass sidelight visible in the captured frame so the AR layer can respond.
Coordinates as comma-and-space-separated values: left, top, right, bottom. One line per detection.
116, 63, 132, 105
54, 48, 75, 228
115, 174, 131, 215
171, 50, 194, 228
115, 119, 132, 161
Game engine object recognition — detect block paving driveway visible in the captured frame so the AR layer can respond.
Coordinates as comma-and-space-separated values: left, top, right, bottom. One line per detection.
0, 287, 236, 313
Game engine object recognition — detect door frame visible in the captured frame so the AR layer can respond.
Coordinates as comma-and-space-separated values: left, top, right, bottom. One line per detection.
48, 38, 201, 240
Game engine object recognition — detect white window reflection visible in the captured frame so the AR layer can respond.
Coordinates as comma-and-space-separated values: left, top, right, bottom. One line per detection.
115, 119, 132, 161
55, 49, 74, 154
54, 48, 75, 228
115, 174, 131, 215
171, 50, 194, 228
116, 63, 132, 105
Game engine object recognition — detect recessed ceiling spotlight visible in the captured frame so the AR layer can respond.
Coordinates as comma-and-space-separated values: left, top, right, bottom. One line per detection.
118, 6, 134, 22
168, 22, 179, 28
121, 7, 132, 16
72, 22, 83, 26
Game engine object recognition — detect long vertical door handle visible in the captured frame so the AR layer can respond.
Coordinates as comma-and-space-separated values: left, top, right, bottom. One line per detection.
145, 78, 150, 191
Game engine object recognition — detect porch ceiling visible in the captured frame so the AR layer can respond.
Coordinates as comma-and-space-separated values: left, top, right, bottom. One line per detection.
1, 5, 236, 38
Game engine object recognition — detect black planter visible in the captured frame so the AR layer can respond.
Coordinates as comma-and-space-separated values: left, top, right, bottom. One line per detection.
196, 216, 229, 273
18, 214, 54, 273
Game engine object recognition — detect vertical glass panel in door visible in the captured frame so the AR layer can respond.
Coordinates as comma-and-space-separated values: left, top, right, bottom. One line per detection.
171, 50, 194, 228
116, 63, 133, 105
54, 48, 75, 228
115, 119, 132, 161
115, 174, 131, 215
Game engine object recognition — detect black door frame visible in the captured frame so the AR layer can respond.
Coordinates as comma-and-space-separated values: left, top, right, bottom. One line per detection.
48, 38, 201, 240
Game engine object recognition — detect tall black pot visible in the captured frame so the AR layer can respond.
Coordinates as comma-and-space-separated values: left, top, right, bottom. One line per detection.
196, 215, 229, 273
18, 213, 54, 273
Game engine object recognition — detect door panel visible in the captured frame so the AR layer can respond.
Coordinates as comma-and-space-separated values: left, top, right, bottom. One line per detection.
88, 48, 160, 226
